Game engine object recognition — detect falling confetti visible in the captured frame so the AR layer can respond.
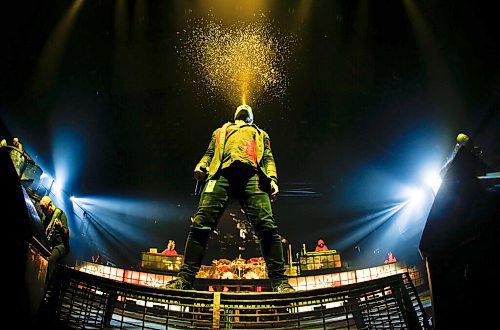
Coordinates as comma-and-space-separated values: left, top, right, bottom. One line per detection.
179, 16, 296, 109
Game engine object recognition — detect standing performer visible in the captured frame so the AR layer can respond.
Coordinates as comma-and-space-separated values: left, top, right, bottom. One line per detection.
39, 196, 70, 280
165, 104, 294, 292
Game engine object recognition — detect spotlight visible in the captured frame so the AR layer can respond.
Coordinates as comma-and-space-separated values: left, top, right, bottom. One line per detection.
423, 171, 442, 195
51, 180, 62, 194
407, 187, 426, 204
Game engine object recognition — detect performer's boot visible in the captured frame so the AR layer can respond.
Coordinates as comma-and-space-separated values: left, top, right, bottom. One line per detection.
259, 228, 295, 293
163, 228, 210, 290
271, 281, 295, 293
162, 277, 192, 290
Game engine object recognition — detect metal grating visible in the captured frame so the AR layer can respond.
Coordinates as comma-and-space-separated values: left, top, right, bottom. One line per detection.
37, 266, 431, 329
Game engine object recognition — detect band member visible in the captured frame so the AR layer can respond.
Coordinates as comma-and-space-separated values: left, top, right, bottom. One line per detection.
384, 251, 397, 264
12, 137, 23, 152
165, 104, 294, 292
39, 196, 70, 280
315, 239, 329, 252
161, 240, 178, 255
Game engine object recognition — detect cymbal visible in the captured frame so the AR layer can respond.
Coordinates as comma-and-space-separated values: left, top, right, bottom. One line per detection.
247, 257, 263, 264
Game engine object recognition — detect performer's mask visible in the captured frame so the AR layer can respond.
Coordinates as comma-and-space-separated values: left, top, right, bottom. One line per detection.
234, 104, 254, 124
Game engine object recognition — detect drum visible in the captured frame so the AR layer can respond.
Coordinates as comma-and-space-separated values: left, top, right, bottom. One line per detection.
243, 270, 259, 279
214, 259, 233, 278
221, 271, 236, 279
247, 257, 264, 265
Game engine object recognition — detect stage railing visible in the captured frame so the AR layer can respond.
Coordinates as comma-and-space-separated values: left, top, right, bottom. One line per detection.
38, 266, 431, 329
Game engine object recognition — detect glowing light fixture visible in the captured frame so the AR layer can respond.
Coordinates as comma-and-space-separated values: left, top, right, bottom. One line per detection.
423, 171, 442, 195
407, 187, 426, 204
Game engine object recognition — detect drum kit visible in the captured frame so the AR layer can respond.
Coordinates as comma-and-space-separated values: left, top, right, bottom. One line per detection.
211, 256, 267, 279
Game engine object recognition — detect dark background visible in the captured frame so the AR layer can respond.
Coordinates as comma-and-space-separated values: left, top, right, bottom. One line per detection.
1, 0, 498, 268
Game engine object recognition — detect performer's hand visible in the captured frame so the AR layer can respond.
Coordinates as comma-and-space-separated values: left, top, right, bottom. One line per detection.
54, 218, 62, 228
194, 165, 207, 181
270, 180, 279, 201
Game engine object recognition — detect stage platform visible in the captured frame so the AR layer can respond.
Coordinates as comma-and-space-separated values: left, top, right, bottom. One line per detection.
74, 259, 427, 292
37, 265, 431, 329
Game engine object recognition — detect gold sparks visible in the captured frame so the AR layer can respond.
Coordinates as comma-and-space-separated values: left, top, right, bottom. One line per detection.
179, 17, 295, 108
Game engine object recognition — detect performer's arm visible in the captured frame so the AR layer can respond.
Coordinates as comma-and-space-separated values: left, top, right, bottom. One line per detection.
56, 212, 70, 239
195, 129, 217, 179
261, 132, 278, 182
262, 132, 279, 200
61, 213, 69, 237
